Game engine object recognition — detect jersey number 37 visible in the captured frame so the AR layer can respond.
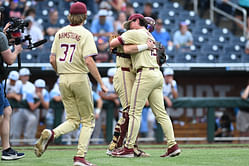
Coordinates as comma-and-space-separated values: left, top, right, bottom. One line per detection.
59, 44, 76, 63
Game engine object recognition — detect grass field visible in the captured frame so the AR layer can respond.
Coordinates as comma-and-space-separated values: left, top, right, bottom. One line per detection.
1, 144, 249, 166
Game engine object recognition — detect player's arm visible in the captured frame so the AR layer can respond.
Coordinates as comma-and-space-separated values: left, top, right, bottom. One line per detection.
123, 39, 154, 54
50, 53, 57, 72
85, 56, 108, 93
241, 85, 249, 99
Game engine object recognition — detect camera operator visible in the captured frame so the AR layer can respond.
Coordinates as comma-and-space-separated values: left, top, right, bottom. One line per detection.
0, 6, 24, 160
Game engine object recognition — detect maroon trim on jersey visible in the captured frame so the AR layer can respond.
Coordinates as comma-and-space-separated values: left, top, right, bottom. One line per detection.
117, 36, 124, 45
84, 54, 97, 58
127, 71, 142, 145
122, 70, 129, 107
70, 24, 80, 26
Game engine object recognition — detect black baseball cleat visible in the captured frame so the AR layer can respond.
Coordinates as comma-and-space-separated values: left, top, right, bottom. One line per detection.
1, 147, 25, 160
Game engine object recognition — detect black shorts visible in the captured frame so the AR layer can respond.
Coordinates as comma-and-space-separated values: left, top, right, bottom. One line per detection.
235, 5, 249, 18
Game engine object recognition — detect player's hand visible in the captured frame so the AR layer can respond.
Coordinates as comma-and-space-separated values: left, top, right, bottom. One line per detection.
14, 44, 23, 54
95, 113, 100, 119
147, 39, 154, 50
3, 22, 11, 34
101, 84, 108, 93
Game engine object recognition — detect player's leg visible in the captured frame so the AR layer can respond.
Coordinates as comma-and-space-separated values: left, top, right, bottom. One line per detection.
148, 80, 180, 157
1, 106, 25, 160
73, 78, 95, 158
34, 78, 80, 157
72, 75, 97, 166
107, 69, 134, 152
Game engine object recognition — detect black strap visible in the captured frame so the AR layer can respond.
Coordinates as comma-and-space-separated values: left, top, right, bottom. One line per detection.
3, 64, 8, 97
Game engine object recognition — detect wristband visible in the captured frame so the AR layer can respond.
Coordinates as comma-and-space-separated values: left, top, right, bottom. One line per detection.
137, 44, 148, 52
95, 108, 101, 115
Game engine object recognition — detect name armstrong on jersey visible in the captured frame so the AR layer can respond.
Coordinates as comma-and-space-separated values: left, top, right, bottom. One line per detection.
59, 32, 81, 41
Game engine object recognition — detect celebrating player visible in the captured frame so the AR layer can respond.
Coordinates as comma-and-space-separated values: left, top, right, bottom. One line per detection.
107, 17, 155, 157
34, 2, 108, 166
110, 14, 181, 158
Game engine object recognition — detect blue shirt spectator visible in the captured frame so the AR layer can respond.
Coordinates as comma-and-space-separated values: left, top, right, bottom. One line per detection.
152, 19, 173, 48
173, 22, 193, 49
90, 9, 114, 37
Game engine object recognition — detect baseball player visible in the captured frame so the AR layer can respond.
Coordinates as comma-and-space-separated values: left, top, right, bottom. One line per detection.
110, 14, 180, 158
107, 17, 155, 157
34, 2, 108, 166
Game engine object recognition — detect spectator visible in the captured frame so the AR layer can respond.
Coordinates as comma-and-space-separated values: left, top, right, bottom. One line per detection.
114, 11, 127, 33
24, 7, 42, 31
11, 79, 49, 145
5, 71, 22, 105
99, 68, 120, 122
23, 16, 44, 44
94, 36, 111, 62
245, 40, 249, 54
215, 112, 234, 139
234, 0, 249, 37
94, 1, 115, 23
125, 2, 135, 18
152, 18, 173, 48
173, 21, 193, 49
19, 68, 35, 100
43, 8, 61, 37
3, 0, 24, 24
142, 2, 158, 20
236, 80, 249, 143
90, 9, 114, 37
5, 71, 22, 144
163, 68, 178, 108
108, 0, 125, 13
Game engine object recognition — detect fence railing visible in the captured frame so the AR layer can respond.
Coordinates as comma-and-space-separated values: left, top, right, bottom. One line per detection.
210, 0, 247, 37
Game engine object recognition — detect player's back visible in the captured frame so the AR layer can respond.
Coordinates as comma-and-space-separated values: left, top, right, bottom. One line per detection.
51, 25, 97, 74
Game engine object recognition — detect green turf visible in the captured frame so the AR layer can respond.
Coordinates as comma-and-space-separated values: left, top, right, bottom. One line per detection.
1, 144, 248, 166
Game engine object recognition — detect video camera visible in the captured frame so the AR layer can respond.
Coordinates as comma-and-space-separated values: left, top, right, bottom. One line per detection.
5, 17, 47, 48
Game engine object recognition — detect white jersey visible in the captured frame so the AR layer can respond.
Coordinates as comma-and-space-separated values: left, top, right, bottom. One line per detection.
5, 79, 23, 95
102, 77, 115, 94
162, 80, 178, 98
21, 81, 35, 100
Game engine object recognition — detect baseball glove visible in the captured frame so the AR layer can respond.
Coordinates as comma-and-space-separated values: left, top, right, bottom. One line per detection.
155, 41, 166, 66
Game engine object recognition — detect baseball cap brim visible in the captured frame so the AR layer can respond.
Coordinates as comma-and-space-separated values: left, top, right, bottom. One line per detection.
123, 20, 132, 30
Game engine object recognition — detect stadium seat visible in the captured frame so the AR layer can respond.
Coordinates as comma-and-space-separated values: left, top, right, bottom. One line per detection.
241, 53, 249, 62
219, 52, 241, 63
193, 35, 208, 49
196, 53, 218, 63
175, 52, 196, 63
192, 27, 212, 37
223, 44, 243, 54
201, 44, 223, 55
211, 28, 232, 39
230, 36, 246, 49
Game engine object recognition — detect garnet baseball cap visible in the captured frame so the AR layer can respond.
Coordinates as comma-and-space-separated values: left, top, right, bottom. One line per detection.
123, 13, 144, 30
8, 71, 19, 81
70, 2, 87, 14
35, 79, 46, 88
